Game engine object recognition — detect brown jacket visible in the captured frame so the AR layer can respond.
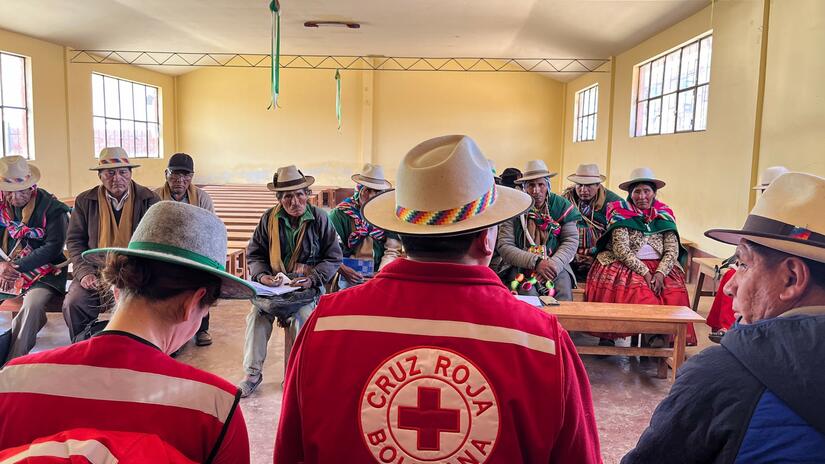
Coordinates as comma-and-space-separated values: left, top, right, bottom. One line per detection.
66, 183, 159, 280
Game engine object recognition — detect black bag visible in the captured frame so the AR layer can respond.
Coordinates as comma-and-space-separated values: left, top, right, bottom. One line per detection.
253, 287, 319, 326
0, 327, 11, 367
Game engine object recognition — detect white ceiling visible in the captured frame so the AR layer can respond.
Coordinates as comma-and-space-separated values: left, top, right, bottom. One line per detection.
0, 0, 708, 78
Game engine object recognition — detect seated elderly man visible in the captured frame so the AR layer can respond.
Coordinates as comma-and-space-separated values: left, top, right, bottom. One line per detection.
62, 147, 159, 341
562, 163, 622, 282
154, 152, 215, 346
239, 165, 342, 397
623, 172, 825, 463
328, 164, 400, 289
497, 160, 580, 300
0, 157, 70, 364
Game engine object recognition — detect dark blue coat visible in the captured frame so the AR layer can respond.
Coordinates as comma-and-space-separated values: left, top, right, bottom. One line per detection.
622, 310, 825, 464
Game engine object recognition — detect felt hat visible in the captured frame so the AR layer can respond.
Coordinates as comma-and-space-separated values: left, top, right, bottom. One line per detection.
752, 166, 790, 191
83, 201, 255, 299
363, 135, 532, 236
567, 163, 607, 185
487, 158, 502, 183
515, 160, 557, 183
90, 147, 140, 170
618, 167, 666, 191
167, 153, 195, 173
706, 172, 825, 264
267, 165, 315, 192
0, 156, 40, 191
352, 164, 392, 190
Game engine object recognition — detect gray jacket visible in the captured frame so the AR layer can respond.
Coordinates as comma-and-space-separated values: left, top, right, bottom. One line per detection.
153, 185, 215, 213
247, 205, 342, 288
496, 216, 578, 277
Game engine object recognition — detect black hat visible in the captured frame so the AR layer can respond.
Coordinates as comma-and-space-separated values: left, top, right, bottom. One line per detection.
167, 153, 194, 173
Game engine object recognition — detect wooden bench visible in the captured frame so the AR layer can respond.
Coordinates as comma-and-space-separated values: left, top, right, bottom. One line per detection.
691, 257, 723, 311
543, 301, 705, 381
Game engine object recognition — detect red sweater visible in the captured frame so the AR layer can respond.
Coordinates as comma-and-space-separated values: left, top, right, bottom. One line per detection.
0, 332, 249, 464
275, 258, 601, 463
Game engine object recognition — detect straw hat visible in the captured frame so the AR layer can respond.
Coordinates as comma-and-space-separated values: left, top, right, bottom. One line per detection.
83, 201, 255, 299
618, 167, 666, 191
0, 156, 40, 191
753, 166, 790, 191
515, 160, 557, 183
90, 147, 141, 171
567, 163, 606, 185
363, 135, 532, 236
706, 172, 825, 264
267, 165, 315, 192
352, 164, 392, 190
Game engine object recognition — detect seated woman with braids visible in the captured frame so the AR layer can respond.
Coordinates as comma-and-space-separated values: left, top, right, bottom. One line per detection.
585, 168, 697, 347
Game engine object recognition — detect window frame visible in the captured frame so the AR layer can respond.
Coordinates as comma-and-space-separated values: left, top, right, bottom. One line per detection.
630, 32, 712, 138
92, 72, 162, 159
0, 50, 35, 159
573, 84, 599, 143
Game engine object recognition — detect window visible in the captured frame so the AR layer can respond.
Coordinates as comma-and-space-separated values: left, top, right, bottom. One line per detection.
92, 73, 161, 158
573, 85, 598, 142
631, 33, 712, 137
0, 51, 33, 158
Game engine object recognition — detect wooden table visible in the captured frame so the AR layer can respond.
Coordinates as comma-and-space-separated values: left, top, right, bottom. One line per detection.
542, 301, 705, 381
681, 238, 697, 283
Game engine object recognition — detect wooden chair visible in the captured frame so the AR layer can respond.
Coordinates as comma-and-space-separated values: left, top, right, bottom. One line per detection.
691, 257, 723, 311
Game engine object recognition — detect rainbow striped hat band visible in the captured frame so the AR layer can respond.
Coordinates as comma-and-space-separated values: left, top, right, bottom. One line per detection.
395, 184, 497, 225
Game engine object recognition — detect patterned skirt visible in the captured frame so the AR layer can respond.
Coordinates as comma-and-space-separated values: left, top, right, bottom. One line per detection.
706, 268, 736, 331
585, 259, 697, 345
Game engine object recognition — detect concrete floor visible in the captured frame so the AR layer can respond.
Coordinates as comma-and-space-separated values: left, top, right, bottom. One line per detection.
0, 285, 715, 464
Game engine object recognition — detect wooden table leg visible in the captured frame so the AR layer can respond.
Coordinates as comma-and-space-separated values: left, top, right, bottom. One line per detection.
671, 324, 687, 382
691, 272, 705, 311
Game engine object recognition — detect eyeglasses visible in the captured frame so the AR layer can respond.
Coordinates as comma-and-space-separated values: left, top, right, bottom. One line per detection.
168, 171, 193, 180
99, 168, 131, 179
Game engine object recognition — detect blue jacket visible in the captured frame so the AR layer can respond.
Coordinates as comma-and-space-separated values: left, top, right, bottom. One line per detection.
622, 310, 825, 464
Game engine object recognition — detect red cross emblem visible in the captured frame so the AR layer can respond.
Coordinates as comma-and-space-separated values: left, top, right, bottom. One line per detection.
397, 386, 461, 451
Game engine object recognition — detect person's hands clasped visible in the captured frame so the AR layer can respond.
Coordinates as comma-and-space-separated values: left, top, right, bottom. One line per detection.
651, 272, 665, 295
80, 274, 98, 290
0, 261, 20, 280
339, 265, 364, 285
643, 271, 653, 289
535, 258, 558, 281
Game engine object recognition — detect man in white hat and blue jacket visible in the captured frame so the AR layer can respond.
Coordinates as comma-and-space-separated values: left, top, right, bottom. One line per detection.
623, 172, 825, 463
275, 135, 600, 463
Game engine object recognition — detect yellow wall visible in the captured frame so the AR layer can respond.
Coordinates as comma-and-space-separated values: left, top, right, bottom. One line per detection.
759, 0, 825, 177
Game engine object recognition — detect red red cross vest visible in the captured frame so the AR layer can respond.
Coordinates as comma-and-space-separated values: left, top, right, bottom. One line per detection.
275, 259, 601, 463
0, 332, 249, 464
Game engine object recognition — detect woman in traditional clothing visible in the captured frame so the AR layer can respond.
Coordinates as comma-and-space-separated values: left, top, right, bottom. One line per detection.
586, 167, 696, 346
328, 164, 401, 289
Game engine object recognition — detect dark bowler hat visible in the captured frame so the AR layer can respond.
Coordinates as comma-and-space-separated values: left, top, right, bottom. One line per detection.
167, 153, 195, 173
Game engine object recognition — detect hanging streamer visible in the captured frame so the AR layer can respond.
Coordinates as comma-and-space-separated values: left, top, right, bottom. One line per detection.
268, 0, 281, 109
335, 69, 342, 130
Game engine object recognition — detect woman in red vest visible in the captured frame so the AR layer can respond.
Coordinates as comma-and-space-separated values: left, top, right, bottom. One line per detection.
0, 201, 255, 464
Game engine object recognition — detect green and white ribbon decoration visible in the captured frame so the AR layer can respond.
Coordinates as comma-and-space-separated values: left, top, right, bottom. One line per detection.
268, 0, 281, 109
335, 69, 342, 130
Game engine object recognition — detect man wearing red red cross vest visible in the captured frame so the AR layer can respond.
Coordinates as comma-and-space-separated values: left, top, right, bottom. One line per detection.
275, 135, 601, 463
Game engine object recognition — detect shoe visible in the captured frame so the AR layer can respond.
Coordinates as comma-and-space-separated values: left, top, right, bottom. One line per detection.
195, 330, 213, 347
238, 374, 263, 398
708, 329, 727, 344
647, 335, 667, 348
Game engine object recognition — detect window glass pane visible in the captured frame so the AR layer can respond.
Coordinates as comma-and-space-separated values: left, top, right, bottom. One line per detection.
92, 74, 105, 117
649, 58, 665, 98
663, 51, 681, 94
133, 85, 147, 121
637, 63, 650, 101
635, 101, 648, 137
119, 80, 134, 120
105, 118, 121, 147
3, 108, 28, 156
147, 123, 159, 157
103, 77, 120, 118
661, 93, 677, 134
574, 117, 581, 142
695, 85, 709, 130
120, 119, 135, 156
591, 87, 598, 114
134, 122, 148, 157
93, 116, 106, 155
583, 116, 591, 142
647, 98, 662, 135
1, 54, 26, 108
588, 114, 597, 140
679, 42, 699, 89
698, 36, 712, 84
676, 89, 696, 131
146, 86, 158, 123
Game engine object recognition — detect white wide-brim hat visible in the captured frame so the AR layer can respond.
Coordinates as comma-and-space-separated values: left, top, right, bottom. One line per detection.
83, 201, 255, 299
752, 166, 790, 191
90, 147, 141, 171
363, 135, 532, 236
267, 165, 315, 192
567, 163, 606, 185
515, 159, 557, 183
0, 156, 40, 191
618, 167, 666, 191
352, 163, 392, 190
706, 172, 825, 264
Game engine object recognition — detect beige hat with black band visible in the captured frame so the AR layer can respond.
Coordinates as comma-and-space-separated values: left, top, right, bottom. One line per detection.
753, 166, 790, 191
352, 164, 392, 191
267, 165, 315, 192
706, 172, 825, 264
363, 135, 532, 236
515, 160, 557, 183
